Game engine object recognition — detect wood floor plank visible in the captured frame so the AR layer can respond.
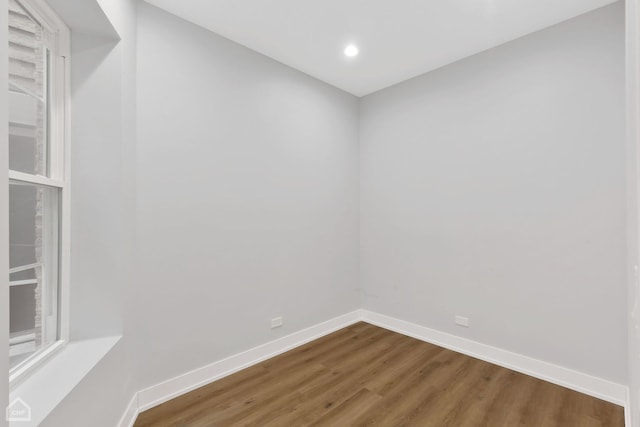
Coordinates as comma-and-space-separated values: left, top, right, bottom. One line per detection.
134, 365, 272, 426
135, 323, 624, 427
259, 332, 419, 426
351, 351, 475, 426
186, 363, 329, 427
253, 330, 409, 426
260, 322, 377, 374
477, 370, 540, 426
401, 358, 502, 426
308, 388, 382, 427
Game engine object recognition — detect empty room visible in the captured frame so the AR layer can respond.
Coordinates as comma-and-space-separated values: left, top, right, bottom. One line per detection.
3, 0, 640, 426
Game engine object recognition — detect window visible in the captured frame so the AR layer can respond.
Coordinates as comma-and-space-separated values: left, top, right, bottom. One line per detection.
7, 0, 69, 383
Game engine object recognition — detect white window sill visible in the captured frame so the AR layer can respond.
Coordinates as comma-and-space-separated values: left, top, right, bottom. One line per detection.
9, 335, 121, 427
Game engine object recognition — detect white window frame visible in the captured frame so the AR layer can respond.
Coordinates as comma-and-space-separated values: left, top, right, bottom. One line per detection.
8, 0, 70, 386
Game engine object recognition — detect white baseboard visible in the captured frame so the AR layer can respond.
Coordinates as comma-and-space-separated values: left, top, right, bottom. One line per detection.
626, 387, 632, 427
361, 310, 627, 406
117, 394, 138, 427
136, 310, 363, 412
119, 309, 629, 426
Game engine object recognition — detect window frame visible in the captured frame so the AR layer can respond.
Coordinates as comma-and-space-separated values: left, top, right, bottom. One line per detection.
8, 0, 70, 386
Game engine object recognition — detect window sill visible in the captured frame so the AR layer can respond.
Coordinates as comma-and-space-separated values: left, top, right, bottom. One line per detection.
9, 335, 121, 427
10, 340, 66, 386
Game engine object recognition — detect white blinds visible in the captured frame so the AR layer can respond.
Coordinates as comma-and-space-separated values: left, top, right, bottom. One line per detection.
8, 0, 45, 346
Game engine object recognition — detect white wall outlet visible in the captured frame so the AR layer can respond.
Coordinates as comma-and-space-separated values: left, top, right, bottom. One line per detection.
455, 315, 469, 327
271, 317, 283, 329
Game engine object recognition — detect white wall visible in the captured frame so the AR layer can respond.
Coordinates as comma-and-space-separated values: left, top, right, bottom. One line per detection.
135, 3, 360, 389
627, 0, 640, 423
67, 34, 125, 340
360, 3, 626, 383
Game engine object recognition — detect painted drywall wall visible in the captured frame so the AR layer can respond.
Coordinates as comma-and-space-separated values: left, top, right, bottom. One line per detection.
360, 3, 626, 383
135, 3, 360, 389
1, 0, 10, 424
627, 0, 640, 423
66, 33, 125, 341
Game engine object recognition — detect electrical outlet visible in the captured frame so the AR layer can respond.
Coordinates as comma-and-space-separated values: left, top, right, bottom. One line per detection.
455, 315, 469, 327
271, 317, 283, 329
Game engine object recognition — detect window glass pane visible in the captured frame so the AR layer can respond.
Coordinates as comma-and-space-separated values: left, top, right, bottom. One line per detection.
8, 0, 48, 176
9, 181, 59, 371
9, 267, 38, 369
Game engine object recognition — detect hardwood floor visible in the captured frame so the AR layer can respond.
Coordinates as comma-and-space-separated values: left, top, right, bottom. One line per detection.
134, 322, 624, 427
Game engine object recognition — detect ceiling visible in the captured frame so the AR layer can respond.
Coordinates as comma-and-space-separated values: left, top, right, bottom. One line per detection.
143, 0, 618, 97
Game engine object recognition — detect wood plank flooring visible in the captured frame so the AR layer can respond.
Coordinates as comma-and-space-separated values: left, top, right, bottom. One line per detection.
134, 322, 624, 427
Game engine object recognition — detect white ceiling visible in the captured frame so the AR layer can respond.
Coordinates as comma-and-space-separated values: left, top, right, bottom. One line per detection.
144, 0, 618, 97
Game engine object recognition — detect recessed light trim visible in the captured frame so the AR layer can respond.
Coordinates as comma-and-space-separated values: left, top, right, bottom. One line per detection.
344, 44, 359, 57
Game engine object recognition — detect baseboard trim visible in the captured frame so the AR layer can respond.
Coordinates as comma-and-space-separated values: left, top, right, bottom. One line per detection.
360, 310, 627, 407
117, 393, 138, 427
136, 310, 363, 413
119, 309, 629, 426
625, 387, 632, 427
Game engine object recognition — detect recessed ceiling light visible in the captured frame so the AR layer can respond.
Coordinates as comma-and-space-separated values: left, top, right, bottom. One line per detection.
344, 44, 359, 57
